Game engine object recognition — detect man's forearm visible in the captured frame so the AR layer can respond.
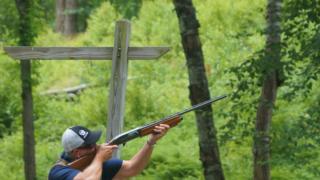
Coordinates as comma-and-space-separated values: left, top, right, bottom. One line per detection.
127, 141, 155, 175
126, 125, 168, 175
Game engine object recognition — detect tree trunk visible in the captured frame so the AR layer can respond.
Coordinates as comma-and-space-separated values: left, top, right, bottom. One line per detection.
64, 0, 77, 35
253, 0, 281, 179
55, 0, 65, 33
15, 0, 36, 179
173, 0, 225, 179
20, 60, 36, 180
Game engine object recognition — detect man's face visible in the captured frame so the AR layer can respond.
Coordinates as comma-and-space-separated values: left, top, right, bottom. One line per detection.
72, 144, 97, 159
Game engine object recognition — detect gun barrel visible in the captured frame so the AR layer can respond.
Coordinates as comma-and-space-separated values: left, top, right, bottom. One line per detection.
137, 95, 227, 131
178, 95, 227, 116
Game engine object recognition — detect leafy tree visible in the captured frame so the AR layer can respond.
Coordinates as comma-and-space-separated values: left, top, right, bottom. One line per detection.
108, 0, 142, 19
15, 0, 38, 179
223, 0, 319, 179
253, 0, 282, 179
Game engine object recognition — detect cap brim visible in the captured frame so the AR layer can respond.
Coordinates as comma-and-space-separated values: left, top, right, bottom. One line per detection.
84, 130, 102, 145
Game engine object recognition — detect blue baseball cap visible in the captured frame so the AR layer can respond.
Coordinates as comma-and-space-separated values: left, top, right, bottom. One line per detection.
61, 126, 102, 152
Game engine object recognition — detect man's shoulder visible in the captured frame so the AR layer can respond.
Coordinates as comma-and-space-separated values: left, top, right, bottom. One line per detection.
48, 165, 80, 180
102, 158, 123, 179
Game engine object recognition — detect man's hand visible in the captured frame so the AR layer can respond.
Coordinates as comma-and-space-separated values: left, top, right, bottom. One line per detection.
148, 124, 170, 145
94, 144, 118, 163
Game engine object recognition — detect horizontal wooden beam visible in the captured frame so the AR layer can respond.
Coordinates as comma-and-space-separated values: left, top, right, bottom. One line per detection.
3, 46, 170, 60
129, 47, 170, 60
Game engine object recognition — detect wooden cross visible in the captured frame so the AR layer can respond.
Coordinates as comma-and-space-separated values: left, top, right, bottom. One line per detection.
4, 19, 170, 157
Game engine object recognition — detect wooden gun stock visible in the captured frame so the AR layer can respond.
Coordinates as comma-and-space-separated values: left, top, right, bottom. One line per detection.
69, 152, 96, 171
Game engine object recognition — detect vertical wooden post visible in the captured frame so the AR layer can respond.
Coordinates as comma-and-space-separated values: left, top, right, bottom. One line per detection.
106, 20, 131, 157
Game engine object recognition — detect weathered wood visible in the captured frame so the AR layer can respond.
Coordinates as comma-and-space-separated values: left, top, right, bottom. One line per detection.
4, 46, 170, 60
41, 83, 90, 95
106, 20, 131, 158
129, 47, 170, 59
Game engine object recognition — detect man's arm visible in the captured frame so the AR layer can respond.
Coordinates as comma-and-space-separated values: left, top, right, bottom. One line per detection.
113, 124, 170, 179
73, 144, 118, 180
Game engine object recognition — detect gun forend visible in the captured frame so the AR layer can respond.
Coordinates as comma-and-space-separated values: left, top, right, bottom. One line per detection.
139, 115, 183, 136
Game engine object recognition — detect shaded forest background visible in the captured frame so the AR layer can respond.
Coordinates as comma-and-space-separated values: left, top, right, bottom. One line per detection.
0, 0, 319, 179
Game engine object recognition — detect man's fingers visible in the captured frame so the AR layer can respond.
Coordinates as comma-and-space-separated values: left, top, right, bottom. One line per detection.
159, 124, 170, 129
99, 144, 118, 151
101, 143, 118, 147
157, 124, 169, 129
154, 124, 170, 133
154, 126, 165, 131
153, 127, 169, 135
111, 145, 118, 150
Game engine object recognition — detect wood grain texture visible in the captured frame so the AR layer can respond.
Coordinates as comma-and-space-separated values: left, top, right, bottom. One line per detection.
4, 46, 170, 60
106, 20, 131, 158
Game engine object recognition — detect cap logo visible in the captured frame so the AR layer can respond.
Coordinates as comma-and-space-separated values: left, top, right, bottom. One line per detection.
79, 129, 88, 139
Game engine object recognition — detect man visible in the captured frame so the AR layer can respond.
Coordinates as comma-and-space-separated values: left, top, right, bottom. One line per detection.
49, 124, 170, 180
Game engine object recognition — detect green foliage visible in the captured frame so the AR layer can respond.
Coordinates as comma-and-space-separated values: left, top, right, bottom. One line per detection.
0, 131, 24, 180
0, 0, 319, 179
109, 0, 142, 20
271, 87, 320, 178
0, 0, 19, 44
219, 0, 320, 179
82, 2, 119, 45
0, 53, 21, 137
281, 0, 320, 99
75, 0, 106, 32
221, 0, 320, 141
146, 157, 201, 179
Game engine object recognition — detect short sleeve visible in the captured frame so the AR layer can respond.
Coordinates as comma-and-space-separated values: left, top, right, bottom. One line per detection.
101, 158, 123, 180
48, 165, 80, 180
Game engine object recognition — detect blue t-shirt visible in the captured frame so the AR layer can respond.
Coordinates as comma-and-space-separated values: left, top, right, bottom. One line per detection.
48, 153, 123, 180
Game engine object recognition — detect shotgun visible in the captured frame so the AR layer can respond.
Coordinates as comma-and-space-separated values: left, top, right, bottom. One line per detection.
68, 95, 227, 170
